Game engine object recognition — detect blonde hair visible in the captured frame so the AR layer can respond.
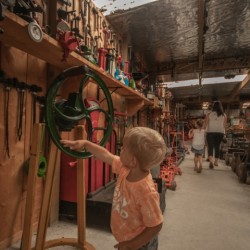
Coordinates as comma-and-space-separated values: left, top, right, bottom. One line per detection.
196, 119, 204, 128
123, 127, 167, 170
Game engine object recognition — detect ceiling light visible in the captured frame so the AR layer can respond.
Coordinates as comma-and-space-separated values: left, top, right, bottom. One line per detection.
202, 102, 210, 110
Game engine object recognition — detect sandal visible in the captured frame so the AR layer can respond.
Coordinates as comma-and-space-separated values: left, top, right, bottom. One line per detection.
209, 162, 214, 169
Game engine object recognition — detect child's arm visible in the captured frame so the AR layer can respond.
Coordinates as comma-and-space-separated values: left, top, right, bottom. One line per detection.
203, 113, 209, 129
60, 139, 114, 165
188, 129, 193, 139
224, 113, 227, 129
114, 223, 162, 250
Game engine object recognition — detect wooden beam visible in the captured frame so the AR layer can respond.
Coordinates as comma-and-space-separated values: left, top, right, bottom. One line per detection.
227, 73, 250, 101
35, 142, 60, 250
156, 57, 250, 75
174, 95, 241, 105
198, 0, 206, 71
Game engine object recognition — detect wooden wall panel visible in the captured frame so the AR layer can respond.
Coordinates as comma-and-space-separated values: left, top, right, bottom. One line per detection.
0, 46, 29, 246
0, 45, 47, 248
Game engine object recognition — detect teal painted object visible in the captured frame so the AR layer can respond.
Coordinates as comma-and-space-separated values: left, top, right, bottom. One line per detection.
114, 67, 121, 80
24, 125, 47, 179
24, 155, 47, 180
45, 66, 114, 159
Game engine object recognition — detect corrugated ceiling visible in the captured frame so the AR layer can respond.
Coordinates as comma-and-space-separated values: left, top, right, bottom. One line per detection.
93, 0, 250, 108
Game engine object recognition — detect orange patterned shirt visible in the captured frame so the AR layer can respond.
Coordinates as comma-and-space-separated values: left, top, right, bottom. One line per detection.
111, 156, 163, 242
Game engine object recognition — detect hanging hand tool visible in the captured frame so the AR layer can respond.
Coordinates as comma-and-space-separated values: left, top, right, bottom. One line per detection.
16, 81, 27, 141
83, 0, 88, 46
70, 13, 81, 35
2, 77, 14, 158
79, 0, 87, 45
36, 95, 45, 122
0, 2, 5, 20
92, 6, 98, 31
0, 1, 7, 33
0, 0, 15, 12
29, 84, 42, 124
11, 0, 45, 40
57, 8, 76, 21
41, 0, 51, 35
87, 0, 90, 46
14, 0, 44, 17
0, 74, 24, 157
58, 0, 71, 6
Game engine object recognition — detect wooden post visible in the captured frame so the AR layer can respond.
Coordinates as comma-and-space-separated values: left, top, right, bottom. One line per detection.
33, 126, 95, 249
21, 123, 44, 250
76, 126, 87, 246
35, 141, 59, 249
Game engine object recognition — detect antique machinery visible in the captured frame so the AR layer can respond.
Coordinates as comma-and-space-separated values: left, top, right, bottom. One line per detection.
22, 65, 114, 249
45, 65, 114, 158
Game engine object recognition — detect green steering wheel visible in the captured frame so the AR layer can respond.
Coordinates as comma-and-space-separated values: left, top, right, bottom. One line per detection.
45, 65, 114, 158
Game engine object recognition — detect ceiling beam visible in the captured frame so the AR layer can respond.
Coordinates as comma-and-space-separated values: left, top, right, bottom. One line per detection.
197, 0, 207, 88
156, 57, 250, 75
227, 73, 250, 101
173, 94, 244, 103
198, 0, 206, 80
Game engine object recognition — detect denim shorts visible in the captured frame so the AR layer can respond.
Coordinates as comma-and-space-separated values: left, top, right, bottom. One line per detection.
191, 147, 204, 155
139, 236, 158, 250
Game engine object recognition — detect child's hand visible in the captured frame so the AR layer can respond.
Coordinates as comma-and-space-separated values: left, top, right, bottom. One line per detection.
60, 140, 84, 150
114, 242, 132, 250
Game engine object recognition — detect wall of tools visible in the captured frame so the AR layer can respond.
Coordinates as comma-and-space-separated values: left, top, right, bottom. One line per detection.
0, 1, 163, 248
0, 0, 144, 248
0, 45, 47, 248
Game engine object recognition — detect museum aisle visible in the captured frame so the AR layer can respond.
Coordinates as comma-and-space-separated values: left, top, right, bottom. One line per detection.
7, 153, 250, 250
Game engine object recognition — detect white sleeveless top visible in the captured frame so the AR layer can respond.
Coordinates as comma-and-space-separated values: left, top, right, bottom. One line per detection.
206, 112, 225, 133
192, 129, 206, 150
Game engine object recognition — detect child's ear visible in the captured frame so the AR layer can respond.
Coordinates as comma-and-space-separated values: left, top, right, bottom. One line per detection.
131, 156, 137, 168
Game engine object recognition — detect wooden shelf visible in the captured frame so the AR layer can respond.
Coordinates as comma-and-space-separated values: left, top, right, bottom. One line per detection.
0, 11, 153, 107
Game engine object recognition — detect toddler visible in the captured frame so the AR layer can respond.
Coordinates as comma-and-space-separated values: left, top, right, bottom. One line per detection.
61, 127, 167, 250
188, 119, 206, 173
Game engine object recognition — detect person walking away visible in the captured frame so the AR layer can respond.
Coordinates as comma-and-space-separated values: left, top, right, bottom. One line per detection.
61, 127, 167, 250
188, 119, 206, 173
203, 101, 227, 169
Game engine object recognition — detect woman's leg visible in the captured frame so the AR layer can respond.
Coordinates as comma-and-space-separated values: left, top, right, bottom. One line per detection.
206, 133, 214, 157
206, 133, 214, 168
214, 133, 224, 165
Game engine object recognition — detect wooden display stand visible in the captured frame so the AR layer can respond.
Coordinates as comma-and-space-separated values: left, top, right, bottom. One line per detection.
22, 125, 95, 249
